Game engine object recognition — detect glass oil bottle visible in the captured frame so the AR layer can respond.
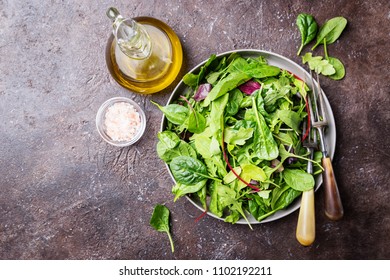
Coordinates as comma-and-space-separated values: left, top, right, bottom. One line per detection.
105, 7, 183, 94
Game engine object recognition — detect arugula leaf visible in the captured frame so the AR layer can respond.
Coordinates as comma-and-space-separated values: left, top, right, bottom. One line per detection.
216, 183, 253, 229
277, 109, 302, 132
250, 93, 279, 160
203, 71, 250, 106
302, 52, 335, 76
150, 204, 174, 253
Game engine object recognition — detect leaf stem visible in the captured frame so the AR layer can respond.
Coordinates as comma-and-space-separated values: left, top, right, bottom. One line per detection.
166, 231, 175, 253
180, 95, 199, 126
297, 44, 304, 56
323, 38, 329, 60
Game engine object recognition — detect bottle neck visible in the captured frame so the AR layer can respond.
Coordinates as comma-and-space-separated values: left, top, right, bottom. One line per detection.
107, 7, 152, 60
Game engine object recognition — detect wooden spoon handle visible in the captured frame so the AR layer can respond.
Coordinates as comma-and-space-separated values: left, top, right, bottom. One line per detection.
296, 189, 315, 246
322, 157, 344, 220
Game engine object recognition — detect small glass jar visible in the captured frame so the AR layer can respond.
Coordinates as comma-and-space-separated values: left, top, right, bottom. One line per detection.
96, 97, 146, 147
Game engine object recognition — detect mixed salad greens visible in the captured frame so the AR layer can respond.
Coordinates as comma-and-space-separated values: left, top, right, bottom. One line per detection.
153, 53, 322, 228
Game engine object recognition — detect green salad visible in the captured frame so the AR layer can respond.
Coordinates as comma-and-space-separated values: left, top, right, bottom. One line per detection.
153, 53, 321, 228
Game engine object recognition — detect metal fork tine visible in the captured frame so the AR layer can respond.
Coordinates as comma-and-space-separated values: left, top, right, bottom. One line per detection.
309, 69, 319, 123
316, 72, 327, 123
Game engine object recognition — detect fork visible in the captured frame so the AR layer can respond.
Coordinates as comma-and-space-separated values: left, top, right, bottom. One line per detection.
308, 71, 344, 221
296, 117, 317, 246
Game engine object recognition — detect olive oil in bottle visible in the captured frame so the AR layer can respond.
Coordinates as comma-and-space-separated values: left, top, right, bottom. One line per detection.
105, 7, 183, 94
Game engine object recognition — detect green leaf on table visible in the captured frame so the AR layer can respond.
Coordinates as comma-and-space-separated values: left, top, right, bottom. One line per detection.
302, 52, 335, 76
312, 16, 348, 50
327, 56, 346, 80
296, 13, 318, 55
150, 204, 175, 253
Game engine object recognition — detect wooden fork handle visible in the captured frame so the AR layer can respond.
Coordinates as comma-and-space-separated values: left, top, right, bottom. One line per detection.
322, 157, 344, 220
296, 189, 315, 246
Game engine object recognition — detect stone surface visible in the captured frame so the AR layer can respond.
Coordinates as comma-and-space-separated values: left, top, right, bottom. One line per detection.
0, 0, 389, 260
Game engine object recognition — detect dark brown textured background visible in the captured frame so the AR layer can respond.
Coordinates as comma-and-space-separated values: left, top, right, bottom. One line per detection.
1, 0, 389, 259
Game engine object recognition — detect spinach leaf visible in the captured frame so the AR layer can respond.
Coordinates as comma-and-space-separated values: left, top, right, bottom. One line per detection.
157, 131, 180, 150
157, 140, 197, 163
150, 204, 174, 253
170, 156, 216, 185
283, 168, 315, 191
296, 13, 318, 55
157, 131, 196, 163
231, 56, 281, 78
226, 89, 243, 116
193, 135, 220, 159
188, 110, 206, 134
152, 101, 189, 125
327, 56, 346, 80
312, 16, 347, 50
272, 186, 301, 210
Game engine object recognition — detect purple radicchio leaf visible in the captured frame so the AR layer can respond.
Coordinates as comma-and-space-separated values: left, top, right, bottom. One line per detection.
194, 83, 212, 101
238, 80, 261, 95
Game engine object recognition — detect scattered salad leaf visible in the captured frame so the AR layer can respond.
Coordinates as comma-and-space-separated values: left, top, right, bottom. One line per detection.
296, 13, 318, 55
327, 56, 345, 80
150, 204, 175, 253
302, 52, 335, 76
295, 13, 347, 80
312, 16, 348, 50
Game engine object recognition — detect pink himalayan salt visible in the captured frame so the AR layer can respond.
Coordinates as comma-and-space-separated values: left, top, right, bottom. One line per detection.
104, 102, 141, 142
